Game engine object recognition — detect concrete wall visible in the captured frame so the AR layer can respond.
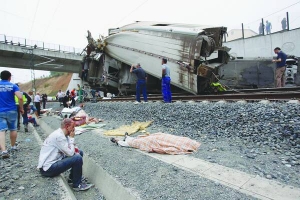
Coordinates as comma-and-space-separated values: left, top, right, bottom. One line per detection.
225, 28, 300, 58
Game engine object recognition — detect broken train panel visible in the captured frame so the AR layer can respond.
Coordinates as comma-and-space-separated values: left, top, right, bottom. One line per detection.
82, 22, 229, 94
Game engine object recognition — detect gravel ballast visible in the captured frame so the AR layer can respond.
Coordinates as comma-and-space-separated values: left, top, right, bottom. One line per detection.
41, 113, 256, 200
80, 101, 300, 188
0, 115, 104, 199
44, 101, 300, 198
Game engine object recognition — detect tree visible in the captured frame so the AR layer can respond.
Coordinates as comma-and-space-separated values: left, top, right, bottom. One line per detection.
49, 71, 65, 77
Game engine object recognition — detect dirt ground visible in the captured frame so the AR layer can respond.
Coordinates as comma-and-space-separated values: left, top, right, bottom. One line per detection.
19, 73, 72, 96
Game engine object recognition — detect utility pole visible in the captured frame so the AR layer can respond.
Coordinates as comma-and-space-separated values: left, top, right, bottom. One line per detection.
22, 48, 36, 95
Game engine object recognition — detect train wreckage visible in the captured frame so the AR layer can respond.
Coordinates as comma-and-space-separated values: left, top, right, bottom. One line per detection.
80, 21, 299, 95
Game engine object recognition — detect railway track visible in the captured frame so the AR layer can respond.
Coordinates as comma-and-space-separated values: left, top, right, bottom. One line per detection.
97, 92, 300, 102
80, 87, 300, 102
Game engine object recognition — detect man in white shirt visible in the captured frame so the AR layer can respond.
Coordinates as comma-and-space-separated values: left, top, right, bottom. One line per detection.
161, 58, 172, 103
28, 91, 38, 117
37, 118, 93, 191
57, 90, 65, 105
34, 92, 41, 117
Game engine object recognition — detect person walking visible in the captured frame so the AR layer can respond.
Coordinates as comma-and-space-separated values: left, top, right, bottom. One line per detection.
15, 89, 31, 133
130, 63, 148, 104
161, 58, 172, 103
34, 92, 42, 117
37, 118, 93, 191
42, 93, 47, 109
0, 70, 24, 159
272, 47, 287, 88
15, 83, 22, 130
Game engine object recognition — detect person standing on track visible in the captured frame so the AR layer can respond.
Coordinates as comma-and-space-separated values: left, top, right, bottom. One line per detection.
0, 70, 24, 159
161, 58, 172, 103
130, 63, 148, 104
272, 47, 287, 88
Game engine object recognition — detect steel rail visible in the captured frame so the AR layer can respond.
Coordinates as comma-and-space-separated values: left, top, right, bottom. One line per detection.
99, 92, 300, 102
222, 86, 300, 94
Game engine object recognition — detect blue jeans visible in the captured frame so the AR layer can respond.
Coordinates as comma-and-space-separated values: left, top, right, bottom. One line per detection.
30, 105, 37, 112
21, 105, 29, 125
40, 151, 83, 187
0, 110, 17, 131
162, 77, 172, 103
136, 80, 147, 102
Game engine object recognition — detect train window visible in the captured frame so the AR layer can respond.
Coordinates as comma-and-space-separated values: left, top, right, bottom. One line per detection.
152, 24, 170, 26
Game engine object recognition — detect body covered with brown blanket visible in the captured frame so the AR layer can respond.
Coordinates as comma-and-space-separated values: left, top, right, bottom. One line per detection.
127, 133, 200, 154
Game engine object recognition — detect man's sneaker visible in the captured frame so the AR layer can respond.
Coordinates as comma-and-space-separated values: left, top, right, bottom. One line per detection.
73, 183, 94, 191
10, 146, 18, 152
142, 101, 148, 104
134, 101, 140, 104
1, 151, 10, 159
34, 124, 40, 127
24, 124, 29, 132
68, 177, 88, 185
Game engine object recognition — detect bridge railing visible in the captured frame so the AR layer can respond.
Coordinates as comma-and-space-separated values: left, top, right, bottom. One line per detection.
226, 3, 300, 42
0, 34, 83, 55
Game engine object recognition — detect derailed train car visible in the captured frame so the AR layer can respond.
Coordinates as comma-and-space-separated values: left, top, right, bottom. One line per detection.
81, 21, 229, 94
81, 21, 299, 95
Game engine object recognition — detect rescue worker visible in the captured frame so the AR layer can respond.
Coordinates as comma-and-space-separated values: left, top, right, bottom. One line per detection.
15, 88, 31, 132
130, 63, 148, 104
70, 89, 76, 107
272, 47, 287, 88
161, 58, 172, 103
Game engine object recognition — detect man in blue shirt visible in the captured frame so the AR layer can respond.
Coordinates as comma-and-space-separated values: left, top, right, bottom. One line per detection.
0, 70, 24, 159
161, 58, 172, 103
272, 47, 287, 88
130, 63, 148, 104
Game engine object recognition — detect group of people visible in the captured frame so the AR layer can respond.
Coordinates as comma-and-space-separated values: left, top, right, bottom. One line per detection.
57, 88, 77, 108
0, 71, 93, 191
0, 71, 44, 159
258, 17, 288, 35
130, 58, 172, 104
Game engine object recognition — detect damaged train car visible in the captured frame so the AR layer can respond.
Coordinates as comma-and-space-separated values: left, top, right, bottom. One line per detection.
80, 21, 229, 95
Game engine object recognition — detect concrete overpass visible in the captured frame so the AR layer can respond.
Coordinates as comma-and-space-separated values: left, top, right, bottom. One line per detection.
0, 38, 83, 73
224, 28, 300, 58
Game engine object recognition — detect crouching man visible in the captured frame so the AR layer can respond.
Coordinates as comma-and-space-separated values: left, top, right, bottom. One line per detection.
37, 118, 93, 191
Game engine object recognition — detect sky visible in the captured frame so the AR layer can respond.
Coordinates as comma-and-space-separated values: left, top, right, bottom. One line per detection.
1, 0, 300, 83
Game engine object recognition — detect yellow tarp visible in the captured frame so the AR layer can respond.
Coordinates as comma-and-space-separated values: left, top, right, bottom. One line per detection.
104, 121, 153, 136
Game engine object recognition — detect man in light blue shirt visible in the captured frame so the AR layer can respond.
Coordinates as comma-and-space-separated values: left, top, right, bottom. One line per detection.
0, 70, 24, 159
161, 58, 172, 103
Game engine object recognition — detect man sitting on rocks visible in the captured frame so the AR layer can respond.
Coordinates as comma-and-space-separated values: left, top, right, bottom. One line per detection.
37, 118, 93, 191
110, 132, 200, 155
